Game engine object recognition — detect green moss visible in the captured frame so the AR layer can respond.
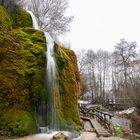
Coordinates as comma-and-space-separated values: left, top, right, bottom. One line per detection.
0, 28, 46, 136
54, 45, 81, 132
0, 111, 37, 136
13, 8, 32, 28
22, 28, 38, 34
114, 125, 124, 137
0, 4, 81, 135
0, 5, 12, 31
15, 28, 46, 47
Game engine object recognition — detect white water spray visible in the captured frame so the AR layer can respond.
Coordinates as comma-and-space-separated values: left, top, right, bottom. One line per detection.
27, 10, 57, 130
45, 32, 55, 79
26, 10, 39, 30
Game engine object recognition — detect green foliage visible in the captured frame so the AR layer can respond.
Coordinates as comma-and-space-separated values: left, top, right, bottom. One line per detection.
0, 5, 12, 31
13, 8, 32, 28
114, 125, 124, 137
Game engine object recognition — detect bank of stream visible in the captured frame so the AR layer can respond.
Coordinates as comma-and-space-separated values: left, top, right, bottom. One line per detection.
111, 114, 131, 129
102, 111, 131, 129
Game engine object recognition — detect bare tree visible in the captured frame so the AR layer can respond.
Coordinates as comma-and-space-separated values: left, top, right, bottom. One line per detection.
77, 49, 112, 102
76, 49, 87, 74
79, 74, 88, 96
113, 39, 137, 98
19, 0, 73, 38
126, 58, 140, 111
86, 49, 97, 101
76, 50, 88, 96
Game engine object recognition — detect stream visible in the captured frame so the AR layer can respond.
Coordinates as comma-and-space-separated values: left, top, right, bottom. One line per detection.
111, 114, 131, 128
100, 111, 131, 129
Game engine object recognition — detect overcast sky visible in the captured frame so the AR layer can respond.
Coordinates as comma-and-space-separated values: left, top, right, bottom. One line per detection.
67, 0, 140, 52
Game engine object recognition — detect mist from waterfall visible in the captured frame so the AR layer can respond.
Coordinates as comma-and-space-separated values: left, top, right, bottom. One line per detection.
27, 10, 57, 130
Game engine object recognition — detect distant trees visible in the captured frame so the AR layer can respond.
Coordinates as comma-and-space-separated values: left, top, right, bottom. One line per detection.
77, 49, 87, 74
19, 0, 73, 38
85, 50, 97, 101
113, 39, 137, 87
77, 39, 140, 110
77, 49, 111, 102
79, 74, 88, 96
76, 50, 88, 96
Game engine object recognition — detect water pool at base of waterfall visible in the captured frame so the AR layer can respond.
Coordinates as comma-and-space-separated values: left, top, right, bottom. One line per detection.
31, 131, 79, 140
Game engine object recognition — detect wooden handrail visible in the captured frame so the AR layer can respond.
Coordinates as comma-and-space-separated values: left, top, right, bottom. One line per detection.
93, 109, 114, 126
94, 109, 114, 118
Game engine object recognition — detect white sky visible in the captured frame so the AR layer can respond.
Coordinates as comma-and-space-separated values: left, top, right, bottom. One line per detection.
67, 0, 140, 52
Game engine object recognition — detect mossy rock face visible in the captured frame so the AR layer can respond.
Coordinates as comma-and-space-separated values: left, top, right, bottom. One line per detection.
0, 4, 32, 29
54, 46, 81, 132
0, 5, 12, 31
0, 4, 44, 137
13, 8, 32, 28
0, 28, 45, 136
0, 111, 37, 136
0, 4, 81, 137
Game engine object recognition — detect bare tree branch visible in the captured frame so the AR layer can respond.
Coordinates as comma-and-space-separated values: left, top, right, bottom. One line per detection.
19, 0, 73, 38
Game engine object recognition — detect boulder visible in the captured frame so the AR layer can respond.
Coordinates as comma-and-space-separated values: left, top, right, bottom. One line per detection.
52, 132, 72, 140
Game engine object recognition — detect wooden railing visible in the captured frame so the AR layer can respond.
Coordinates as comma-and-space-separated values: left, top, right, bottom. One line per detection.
79, 105, 114, 128
93, 109, 114, 126
104, 98, 130, 106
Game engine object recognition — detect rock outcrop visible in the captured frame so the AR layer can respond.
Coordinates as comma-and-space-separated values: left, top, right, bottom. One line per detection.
52, 132, 71, 140
0, 4, 81, 137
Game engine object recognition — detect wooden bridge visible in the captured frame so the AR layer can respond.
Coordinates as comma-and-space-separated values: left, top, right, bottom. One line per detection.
104, 98, 130, 106
80, 106, 114, 137
81, 116, 111, 137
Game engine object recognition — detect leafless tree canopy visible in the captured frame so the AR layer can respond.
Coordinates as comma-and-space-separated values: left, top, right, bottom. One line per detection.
77, 39, 140, 110
20, 0, 73, 38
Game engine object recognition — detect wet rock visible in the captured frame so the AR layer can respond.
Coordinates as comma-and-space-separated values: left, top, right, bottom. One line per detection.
51, 132, 72, 140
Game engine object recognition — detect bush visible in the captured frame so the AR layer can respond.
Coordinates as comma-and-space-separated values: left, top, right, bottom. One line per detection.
131, 112, 140, 135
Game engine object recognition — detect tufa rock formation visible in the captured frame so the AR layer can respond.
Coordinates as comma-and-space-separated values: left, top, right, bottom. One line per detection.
0, 4, 81, 137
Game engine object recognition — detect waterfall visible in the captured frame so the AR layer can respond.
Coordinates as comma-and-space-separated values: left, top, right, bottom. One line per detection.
27, 10, 57, 130
26, 10, 39, 30
45, 32, 57, 130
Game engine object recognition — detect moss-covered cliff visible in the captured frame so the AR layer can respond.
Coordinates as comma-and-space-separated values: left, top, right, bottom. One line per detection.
0, 5, 81, 137
54, 46, 81, 131
0, 5, 12, 31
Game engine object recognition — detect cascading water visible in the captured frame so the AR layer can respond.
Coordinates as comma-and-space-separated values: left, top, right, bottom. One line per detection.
26, 10, 39, 30
45, 32, 57, 129
27, 10, 57, 130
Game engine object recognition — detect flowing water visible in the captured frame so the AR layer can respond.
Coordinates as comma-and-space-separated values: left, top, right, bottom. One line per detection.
27, 10, 57, 130
26, 10, 39, 30
45, 32, 57, 129
16, 8, 81, 140
98, 111, 131, 129
111, 113, 131, 129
